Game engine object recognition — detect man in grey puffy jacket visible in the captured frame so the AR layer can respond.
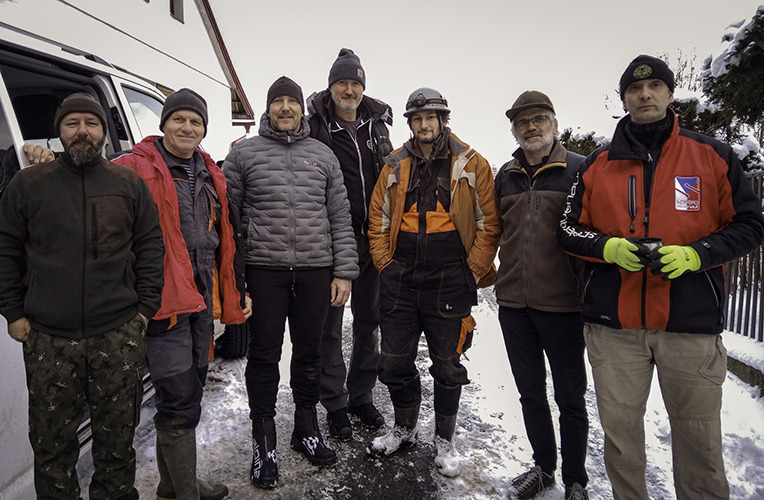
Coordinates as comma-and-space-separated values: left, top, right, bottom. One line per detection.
223, 76, 358, 489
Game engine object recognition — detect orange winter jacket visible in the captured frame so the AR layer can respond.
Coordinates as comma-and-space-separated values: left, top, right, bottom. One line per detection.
113, 137, 245, 325
368, 132, 500, 287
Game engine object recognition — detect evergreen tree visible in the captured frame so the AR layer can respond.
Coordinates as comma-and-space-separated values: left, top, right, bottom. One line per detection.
559, 129, 606, 157
701, 6, 764, 146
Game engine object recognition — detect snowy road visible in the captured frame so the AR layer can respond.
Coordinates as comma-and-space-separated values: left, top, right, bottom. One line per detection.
77, 289, 764, 499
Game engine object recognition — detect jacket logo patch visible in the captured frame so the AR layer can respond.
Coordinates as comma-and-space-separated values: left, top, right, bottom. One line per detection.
674, 176, 700, 211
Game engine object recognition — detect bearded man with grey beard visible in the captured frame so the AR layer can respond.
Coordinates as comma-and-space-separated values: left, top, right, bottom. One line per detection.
494, 91, 590, 500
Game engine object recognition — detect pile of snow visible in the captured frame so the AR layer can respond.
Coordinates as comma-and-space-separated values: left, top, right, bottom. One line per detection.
702, 6, 763, 81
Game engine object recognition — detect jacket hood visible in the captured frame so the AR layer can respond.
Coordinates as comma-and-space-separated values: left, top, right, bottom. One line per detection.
258, 111, 311, 144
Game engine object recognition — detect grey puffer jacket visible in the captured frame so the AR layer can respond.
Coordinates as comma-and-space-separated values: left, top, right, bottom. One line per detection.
222, 114, 358, 280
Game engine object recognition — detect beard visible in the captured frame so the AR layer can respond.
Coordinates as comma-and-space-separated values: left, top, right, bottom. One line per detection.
517, 130, 554, 155
63, 136, 105, 166
416, 132, 437, 144
334, 99, 360, 115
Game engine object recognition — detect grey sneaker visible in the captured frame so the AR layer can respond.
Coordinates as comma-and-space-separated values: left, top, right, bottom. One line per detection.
507, 466, 555, 499
565, 483, 589, 500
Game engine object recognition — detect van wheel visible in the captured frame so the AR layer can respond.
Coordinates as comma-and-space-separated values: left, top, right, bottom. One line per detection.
216, 322, 249, 359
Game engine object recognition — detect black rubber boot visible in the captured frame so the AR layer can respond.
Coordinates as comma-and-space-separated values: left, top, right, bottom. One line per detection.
290, 405, 338, 467
250, 417, 279, 489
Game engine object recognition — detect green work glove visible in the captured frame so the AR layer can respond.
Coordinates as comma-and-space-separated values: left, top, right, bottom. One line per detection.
648, 245, 701, 280
603, 237, 646, 272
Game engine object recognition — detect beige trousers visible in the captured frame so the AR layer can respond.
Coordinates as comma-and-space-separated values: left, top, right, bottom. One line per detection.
584, 323, 729, 500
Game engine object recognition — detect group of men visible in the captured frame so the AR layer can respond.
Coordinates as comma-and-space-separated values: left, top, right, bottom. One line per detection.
0, 49, 762, 500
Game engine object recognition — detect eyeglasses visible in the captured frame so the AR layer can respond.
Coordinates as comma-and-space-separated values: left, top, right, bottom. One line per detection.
514, 115, 550, 130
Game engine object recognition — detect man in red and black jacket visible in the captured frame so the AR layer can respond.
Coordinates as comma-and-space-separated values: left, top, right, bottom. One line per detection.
113, 88, 250, 500
558, 55, 764, 500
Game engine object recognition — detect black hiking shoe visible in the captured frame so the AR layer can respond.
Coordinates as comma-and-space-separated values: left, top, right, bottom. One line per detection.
327, 408, 352, 439
349, 402, 385, 428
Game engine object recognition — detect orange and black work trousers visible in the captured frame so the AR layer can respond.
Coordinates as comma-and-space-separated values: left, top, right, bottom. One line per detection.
377, 256, 474, 413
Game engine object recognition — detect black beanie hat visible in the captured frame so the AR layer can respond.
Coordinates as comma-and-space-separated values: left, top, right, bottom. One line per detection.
619, 55, 675, 99
266, 76, 304, 113
328, 48, 366, 89
54, 92, 107, 135
160, 88, 208, 137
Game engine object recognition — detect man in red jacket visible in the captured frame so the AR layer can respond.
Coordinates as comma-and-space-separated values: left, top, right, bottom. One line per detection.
558, 55, 764, 500
113, 88, 251, 500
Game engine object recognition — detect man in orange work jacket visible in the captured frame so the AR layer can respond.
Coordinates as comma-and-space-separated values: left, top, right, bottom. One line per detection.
366, 87, 499, 478
113, 88, 251, 500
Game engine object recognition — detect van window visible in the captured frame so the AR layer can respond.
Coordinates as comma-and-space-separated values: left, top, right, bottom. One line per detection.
0, 64, 102, 154
123, 86, 163, 141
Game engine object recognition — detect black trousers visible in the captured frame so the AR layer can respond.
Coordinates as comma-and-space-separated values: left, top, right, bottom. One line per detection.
498, 306, 589, 487
245, 267, 331, 419
320, 236, 380, 412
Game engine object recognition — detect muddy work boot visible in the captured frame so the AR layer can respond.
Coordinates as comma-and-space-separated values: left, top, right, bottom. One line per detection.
290, 405, 338, 467
433, 413, 461, 477
250, 417, 279, 489
366, 404, 419, 457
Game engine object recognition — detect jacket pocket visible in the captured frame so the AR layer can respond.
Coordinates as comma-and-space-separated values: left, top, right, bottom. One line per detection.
698, 334, 727, 386
379, 259, 405, 314
437, 261, 472, 318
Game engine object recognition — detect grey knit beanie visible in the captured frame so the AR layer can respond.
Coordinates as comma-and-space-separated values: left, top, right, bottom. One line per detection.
160, 88, 208, 137
328, 48, 366, 89
54, 92, 107, 135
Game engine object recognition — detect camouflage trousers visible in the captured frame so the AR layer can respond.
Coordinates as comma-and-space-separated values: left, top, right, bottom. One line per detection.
23, 314, 146, 500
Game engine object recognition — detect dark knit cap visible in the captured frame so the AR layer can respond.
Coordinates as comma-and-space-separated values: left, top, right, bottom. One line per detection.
619, 55, 675, 99
160, 88, 208, 137
54, 92, 107, 135
505, 90, 555, 121
328, 48, 366, 89
266, 76, 304, 113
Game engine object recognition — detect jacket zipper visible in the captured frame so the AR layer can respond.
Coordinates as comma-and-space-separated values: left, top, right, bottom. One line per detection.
641, 152, 656, 327
80, 170, 87, 335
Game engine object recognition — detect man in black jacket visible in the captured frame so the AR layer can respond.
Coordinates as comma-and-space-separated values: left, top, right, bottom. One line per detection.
494, 91, 589, 500
306, 48, 393, 439
0, 92, 164, 499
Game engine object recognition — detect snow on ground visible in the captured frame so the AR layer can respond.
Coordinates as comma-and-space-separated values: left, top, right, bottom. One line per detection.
76, 289, 764, 499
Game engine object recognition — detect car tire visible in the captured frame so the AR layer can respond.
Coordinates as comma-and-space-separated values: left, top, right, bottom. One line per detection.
216, 321, 250, 359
